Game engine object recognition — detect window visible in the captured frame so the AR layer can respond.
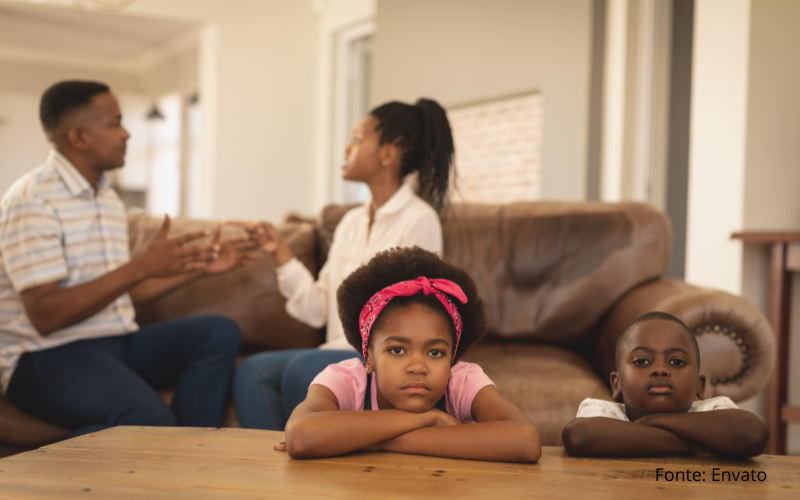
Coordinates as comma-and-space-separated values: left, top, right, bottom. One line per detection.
332, 21, 374, 204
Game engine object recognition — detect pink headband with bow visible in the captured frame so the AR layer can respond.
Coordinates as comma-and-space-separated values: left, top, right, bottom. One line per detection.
358, 276, 468, 364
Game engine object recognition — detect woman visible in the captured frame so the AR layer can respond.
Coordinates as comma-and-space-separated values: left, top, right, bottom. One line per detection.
233, 98, 455, 430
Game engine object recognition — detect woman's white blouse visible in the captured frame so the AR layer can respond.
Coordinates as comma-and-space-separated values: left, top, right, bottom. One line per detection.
275, 184, 443, 350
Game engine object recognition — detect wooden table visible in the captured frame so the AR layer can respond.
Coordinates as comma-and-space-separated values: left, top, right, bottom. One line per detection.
0, 427, 798, 499
732, 232, 800, 455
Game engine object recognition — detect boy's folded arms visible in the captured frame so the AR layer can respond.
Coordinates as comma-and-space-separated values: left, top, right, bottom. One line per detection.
562, 312, 769, 458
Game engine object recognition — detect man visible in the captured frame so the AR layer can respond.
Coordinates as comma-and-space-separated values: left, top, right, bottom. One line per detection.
0, 80, 242, 439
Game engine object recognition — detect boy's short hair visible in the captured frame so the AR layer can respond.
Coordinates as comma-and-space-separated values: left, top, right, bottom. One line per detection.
615, 311, 701, 369
40, 80, 110, 133
336, 246, 487, 361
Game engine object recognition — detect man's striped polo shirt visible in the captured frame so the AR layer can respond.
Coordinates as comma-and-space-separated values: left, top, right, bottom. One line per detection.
0, 150, 138, 393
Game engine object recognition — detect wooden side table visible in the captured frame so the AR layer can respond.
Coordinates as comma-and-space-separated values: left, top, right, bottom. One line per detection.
732, 231, 800, 455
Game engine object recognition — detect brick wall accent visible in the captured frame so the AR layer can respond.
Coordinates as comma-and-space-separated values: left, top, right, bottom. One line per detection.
448, 93, 543, 203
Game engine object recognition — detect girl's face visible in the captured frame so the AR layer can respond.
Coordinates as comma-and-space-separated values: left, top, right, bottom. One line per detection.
342, 115, 393, 183
365, 303, 454, 413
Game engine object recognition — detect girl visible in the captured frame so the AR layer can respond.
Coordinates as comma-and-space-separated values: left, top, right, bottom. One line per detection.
233, 99, 454, 430
278, 247, 541, 463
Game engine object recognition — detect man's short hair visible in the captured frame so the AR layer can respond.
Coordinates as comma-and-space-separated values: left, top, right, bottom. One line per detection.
40, 80, 110, 133
615, 311, 701, 370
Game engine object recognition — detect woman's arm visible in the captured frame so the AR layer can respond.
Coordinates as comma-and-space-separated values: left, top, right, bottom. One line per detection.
377, 386, 541, 463
284, 385, 447, 459
230, 221, 333, 328
636, 410, 769, 457
562, 417, 698, 457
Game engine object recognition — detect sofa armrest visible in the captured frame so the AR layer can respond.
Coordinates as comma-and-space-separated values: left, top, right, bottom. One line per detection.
593, 279, 775, 403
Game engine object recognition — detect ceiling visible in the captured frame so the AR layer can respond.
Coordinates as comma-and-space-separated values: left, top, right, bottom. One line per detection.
0, 1, 196, 58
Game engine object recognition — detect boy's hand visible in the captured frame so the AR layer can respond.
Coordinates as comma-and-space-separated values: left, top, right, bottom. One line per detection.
273, 442, 287, 452
689, 442, 719, 458
632, 413, 660, 426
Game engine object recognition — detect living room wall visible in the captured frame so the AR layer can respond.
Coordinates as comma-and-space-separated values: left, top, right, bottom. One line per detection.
371, 0, 593, 201
741, 0, 800, 454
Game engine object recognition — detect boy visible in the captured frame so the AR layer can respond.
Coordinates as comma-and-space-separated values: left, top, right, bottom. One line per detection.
562, 312, 768, 457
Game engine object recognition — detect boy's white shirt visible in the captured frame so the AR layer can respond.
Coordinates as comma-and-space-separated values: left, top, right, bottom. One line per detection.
576, 396, 738, 421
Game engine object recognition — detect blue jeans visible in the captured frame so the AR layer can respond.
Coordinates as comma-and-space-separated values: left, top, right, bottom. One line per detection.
233, 348, 362, 430
6, 315, 241, 439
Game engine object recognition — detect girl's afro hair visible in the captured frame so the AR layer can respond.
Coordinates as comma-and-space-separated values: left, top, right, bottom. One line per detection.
336, 246, 487, 362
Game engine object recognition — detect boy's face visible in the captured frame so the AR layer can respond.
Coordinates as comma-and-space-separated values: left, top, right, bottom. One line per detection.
365, 303, 453, 413
610, 320, 705, 421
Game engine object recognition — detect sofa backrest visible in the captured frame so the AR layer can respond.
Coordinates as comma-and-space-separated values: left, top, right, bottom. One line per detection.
321, 201, 671, 348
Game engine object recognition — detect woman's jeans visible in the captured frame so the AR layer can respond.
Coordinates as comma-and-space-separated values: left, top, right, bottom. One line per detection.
233, 348, 362, 430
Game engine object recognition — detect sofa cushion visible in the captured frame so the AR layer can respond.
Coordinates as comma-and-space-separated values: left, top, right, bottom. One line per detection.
460, 342, 612, 446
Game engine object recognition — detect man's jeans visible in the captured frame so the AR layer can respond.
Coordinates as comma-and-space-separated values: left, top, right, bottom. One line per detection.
6, 315, 241, 439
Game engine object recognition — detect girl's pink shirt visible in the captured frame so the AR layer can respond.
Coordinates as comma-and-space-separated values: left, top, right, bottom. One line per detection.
310, 358, 495, 423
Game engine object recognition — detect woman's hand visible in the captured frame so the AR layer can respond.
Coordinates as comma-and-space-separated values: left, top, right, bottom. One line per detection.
203, 224, 260, 274
273, 442, 287, 452
226, 221, 294, 266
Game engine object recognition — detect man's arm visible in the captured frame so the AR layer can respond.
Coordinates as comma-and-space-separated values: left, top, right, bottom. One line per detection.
562, 417, 696, 457
636, 410, 769, 457
284, 385, 446, 459
377, 386, 541, 463
21, 217, 216, 335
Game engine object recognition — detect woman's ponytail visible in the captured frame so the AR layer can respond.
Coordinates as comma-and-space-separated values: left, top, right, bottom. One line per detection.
413, 99, 454, 214
370, 98, 455, 213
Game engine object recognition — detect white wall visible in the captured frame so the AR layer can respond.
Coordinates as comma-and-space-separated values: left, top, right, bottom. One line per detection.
685, 0, 751, 295
687, 0, 800, 453
312, 0, 376, 213
0, 89, 50, 194
741, 0, 800, 455
3, 0, 320, 223
371, 0, 593, 201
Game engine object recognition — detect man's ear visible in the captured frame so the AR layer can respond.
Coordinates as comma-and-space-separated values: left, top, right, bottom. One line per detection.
66, 126, 89, 152
610, 371, 623, 402
696, 374, 706, 401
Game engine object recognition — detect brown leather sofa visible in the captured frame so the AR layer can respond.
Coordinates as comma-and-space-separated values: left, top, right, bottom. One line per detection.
0, 201, 775, 455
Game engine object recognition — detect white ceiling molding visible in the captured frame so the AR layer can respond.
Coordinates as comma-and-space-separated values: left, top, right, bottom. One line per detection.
0, 28, 198, 75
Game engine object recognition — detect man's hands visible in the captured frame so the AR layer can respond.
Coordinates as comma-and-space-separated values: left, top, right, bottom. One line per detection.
227, 221, 294, 267
204, 224, 260, 274
134, 215, 218, 278
135, 216, 258, 279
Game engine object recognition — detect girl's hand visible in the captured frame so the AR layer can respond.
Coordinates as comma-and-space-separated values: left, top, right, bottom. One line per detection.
273, 442, 287, 452
427, 409, 462, 427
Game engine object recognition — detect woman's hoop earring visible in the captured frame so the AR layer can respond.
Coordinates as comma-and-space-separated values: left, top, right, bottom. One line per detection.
448, 372, 453, 380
